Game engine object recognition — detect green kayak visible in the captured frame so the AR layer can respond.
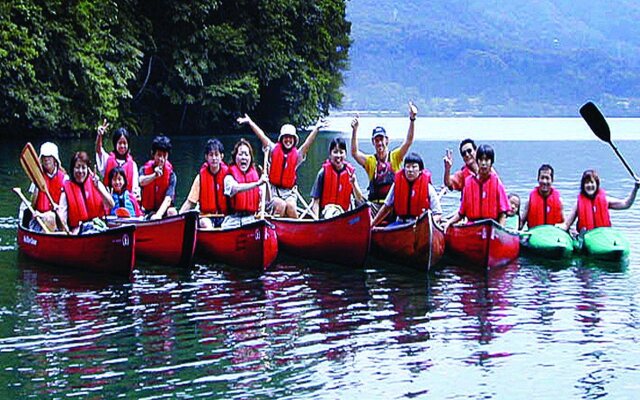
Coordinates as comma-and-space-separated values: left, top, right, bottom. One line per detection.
521, 225, 574, 259
576, 227, 630, 261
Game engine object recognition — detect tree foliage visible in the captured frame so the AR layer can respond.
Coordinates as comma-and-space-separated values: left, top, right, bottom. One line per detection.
0, 0, 351, 136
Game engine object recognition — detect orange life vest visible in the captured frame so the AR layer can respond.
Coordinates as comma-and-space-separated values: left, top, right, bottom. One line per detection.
527, 187, 563, 228
35, 169, 66, 212
63, 179, 106, 228
269, 143, 298, 189
577, 189, 611, 231
199, 162, 229, 214
103, 153, 135, 192
460, 173, 506, 221
320, 160, 354, 211
141, 160, 173, 212
393, 170, 431, 218
228, 164, 260, 213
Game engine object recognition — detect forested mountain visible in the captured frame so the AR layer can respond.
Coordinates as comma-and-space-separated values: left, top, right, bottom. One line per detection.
342, 0, 640, 116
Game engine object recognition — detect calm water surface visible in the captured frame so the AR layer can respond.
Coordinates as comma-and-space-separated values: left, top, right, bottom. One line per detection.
1, 118, 640, 398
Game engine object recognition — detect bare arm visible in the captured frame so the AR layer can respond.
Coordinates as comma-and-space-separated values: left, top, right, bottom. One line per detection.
497, 212, 507, 227
152, 196, 172, 220
311, 198, 319, 218
350, 115, 368, 167
443, 148, 454, 189
608, 181, 640, 210
298, 118, 327, 157
443, 212, 463, 233
396, 101, 417, 159
237, 114, 273, 149
520, 199, 530, 230
559, 203, 578, 231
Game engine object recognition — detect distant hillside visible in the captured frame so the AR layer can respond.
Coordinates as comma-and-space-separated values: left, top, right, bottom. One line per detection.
341, 0, 640, 116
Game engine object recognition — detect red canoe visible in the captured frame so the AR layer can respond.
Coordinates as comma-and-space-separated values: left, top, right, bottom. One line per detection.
445, 219, 520, 269
107, 210, 198, 267
196, 219, 278, 270
270, 204, 371, 267
371, 210, 445, 270
17, 222, 136, 275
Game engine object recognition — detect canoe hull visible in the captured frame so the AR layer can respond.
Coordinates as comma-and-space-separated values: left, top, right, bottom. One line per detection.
17, 224, 136, 275
445, 219, 520, 269
521, 225, 574, 259
196, 219, 278, 270
580, 227, 629, 261
108, 211, 198, 267
371, 211, 445, 270
271, 204, 371, 267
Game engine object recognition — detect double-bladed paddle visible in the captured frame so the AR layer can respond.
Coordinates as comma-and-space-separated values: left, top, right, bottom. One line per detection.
579, 101, 639, 181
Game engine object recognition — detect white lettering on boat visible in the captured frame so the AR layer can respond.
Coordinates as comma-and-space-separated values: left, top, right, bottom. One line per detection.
254, 229, 261, 240
122, 234, 130, 247
23, 235, 38, 246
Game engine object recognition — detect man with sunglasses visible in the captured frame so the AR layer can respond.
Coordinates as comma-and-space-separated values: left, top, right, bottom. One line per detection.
443, 138, 480, 192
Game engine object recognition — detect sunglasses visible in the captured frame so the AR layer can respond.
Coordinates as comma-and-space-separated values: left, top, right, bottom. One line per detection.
461, 148, 473, 156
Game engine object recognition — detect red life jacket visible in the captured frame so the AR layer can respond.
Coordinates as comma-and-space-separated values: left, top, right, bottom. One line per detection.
227, 164, 260, 213
577, 189, 611, 231
320, 160, 354, 211
63, 179, 106, 228
368, 154, 396, 201
199, 162, 229, 214
461, 173, 505, 221
141, 160, 173, 212
35, 169, 66, 212
103, 153, 136, 192
393, 170, 431, 218
527, 187, 563, 228
269, 143, 298, 189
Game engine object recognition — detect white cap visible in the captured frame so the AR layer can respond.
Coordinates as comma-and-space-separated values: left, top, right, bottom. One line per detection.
278, 124, 299, 145
39, 142, 61, 166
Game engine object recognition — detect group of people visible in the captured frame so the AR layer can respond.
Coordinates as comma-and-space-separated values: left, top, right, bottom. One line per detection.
23, 103, 640, 236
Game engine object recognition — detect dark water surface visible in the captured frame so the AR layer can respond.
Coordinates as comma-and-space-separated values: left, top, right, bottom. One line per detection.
1, 119, 640, 398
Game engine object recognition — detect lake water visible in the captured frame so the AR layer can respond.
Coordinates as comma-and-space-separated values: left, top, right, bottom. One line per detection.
1, 117, 640, 398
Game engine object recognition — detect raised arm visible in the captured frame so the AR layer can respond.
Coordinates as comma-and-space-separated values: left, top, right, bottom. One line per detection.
298, 118, 327, 157
95, 119, 109, 156
608, 181, 640, 210
350, 115, 368, 167
237, 114, 273, 149
396, 102, 417, 160
443, 148, 454, 189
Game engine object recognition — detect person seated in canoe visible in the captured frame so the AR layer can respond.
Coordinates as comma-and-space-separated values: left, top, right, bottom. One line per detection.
442, 144, 510, 231
371, 152, 443, 227
236, 114, 327, 218
139, 135, 178, 220
95, 120, 140, 200
310, 138, 365, 219
505, 193, 521, 230
221, 138, 268, 229
350, 102, 417, 216
180, 138, 228, 228
58, 151, 115, 234
559, 169, 640, 233
107, 166, 142, 218
443, 138, 484, 193
520, 164, 564, 230
23, 142, 68, 232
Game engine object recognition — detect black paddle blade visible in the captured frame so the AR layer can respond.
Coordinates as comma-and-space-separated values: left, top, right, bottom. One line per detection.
580, 101, 611, 143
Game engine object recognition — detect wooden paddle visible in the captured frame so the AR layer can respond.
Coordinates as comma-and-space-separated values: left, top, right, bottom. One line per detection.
12, 187, 51, 233
20, 143, 71, 234
580, 101, 639, 181
258, 148, 270, 220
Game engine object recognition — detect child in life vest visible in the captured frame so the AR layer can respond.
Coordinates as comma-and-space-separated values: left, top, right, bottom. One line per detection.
505, 193, 521, 230
521, 164, 564, 229
108, 166, 142, 218
237, 114, 327, 218
371, 152, 442, 227
180, 138, 228, 228
310, 138, 365, 219
58, 151, 115, 234
95, 120, 140, 199
139, 135, 178, 220
560, 169, 640, 233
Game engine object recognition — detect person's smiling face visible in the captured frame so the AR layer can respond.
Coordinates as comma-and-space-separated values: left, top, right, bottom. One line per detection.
235, 144, 252, 172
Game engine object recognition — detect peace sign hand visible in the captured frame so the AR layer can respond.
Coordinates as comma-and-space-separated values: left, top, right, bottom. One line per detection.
97, 119, 109, 137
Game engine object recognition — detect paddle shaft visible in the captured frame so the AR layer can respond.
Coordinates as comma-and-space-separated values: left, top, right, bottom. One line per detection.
608, 141, 639, 181
259, 148, 270, 219
12, 187, 51, 233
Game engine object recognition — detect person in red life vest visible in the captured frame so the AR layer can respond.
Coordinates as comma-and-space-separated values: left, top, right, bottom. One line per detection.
107, 166, 142, 218
560, 169, 639, 233
521, 164, 564, 229
180, 138, 228, 229
443, 138, 482, 192
58, 152, 115, 234
139, 135, 178, 220
351, 102, 417, 215
371, 152, 443, 227
24, 142, 68, 232
95, 120, 140, 199
220, 138, 268, 229
443, 144, 510, 232
236, 114, 327, 218
310, 138, 365, 219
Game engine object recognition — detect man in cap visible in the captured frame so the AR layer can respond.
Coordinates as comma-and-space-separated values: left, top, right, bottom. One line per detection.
237, 114, 327, 218
351, 102, 417, 216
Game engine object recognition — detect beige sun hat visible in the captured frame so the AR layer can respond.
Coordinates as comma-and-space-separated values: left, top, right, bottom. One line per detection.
39, 142, 61, 166
277, 124, 299, 145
